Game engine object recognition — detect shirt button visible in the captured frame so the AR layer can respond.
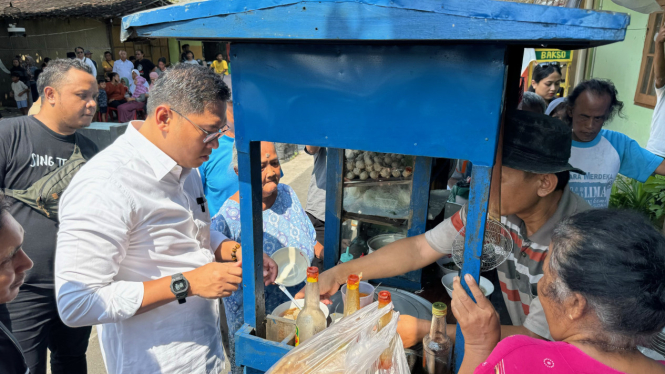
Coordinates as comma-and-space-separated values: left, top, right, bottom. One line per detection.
521, 251, 527, 258
516, 274, 521, 280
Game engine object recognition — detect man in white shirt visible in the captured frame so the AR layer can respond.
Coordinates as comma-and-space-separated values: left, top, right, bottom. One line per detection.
74, 47, 97, 78
112, 50, 134, 84
55, 64, 277, 374
647, 24, 665, 158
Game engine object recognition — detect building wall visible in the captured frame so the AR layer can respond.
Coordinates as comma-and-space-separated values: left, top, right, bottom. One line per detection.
589, 3, 653, 146
0, 17, 111, 106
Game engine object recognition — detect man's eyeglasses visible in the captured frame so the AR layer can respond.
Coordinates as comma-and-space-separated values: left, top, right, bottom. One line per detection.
171, 108, 228, 144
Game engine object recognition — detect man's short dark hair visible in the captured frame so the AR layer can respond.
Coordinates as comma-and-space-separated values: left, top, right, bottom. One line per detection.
147, 64, 230, 115
43, 57, 51, 64
37, 59, 92, 98
97, 78, 106, 84
136, 49, 144, 55
182, 44, 189, 50
107, 72, 117, 80
565, 79, 624, 125
75, 47, 84, 53
0, 193, 10, 232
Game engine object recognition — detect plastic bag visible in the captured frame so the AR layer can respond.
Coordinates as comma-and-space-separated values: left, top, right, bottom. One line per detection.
266, 301, 410, 374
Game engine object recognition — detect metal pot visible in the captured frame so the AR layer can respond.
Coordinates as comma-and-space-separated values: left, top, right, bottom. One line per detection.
367, 233, 406, 254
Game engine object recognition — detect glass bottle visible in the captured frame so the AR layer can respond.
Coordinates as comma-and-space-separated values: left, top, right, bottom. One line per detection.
295, 267, 327, 346
343, 274, 361, 317
422, 302, 452, 374
377, 291, 393, 371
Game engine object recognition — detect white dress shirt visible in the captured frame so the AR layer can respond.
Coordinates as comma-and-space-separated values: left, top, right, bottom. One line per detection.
113, 59, 134, 83
78, 57, 97, 77
56, 121, 227, 374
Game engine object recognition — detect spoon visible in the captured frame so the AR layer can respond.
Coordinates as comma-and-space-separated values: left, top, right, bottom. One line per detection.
279, 284, 302, 310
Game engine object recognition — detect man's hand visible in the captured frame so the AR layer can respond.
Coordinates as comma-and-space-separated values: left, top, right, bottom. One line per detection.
397, 314, 430, 348
451, 274, 500, 355
657, 26, 665, 44
263, 253, 278, 286
294, 267, 342, 304
185, 261, 242, 299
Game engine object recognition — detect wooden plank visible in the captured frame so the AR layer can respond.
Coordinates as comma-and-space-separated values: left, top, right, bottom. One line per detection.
237, 141, 267, 338
453, 165, 492, 372
324, 148, 344, 270
235, 325, 292, 372
230, 43, 507, 166
123, 0, 629, 44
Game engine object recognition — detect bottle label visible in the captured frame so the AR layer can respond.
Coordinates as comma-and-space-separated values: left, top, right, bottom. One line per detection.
307, 274, 318, 282
347, 283, 359, 290
295, 326, 300, 347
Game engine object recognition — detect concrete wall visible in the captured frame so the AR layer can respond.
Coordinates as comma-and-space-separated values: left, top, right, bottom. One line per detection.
0, 17, 111, 106
589, 3, 653, 146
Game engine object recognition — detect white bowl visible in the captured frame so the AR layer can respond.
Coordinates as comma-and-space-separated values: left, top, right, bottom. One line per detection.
341, 281, 375, 308
441, 272, 494, 299
271, 247, 311, 287
272, 299, 330, 321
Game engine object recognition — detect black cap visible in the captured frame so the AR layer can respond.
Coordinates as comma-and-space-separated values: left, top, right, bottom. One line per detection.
502, 110, 585, 175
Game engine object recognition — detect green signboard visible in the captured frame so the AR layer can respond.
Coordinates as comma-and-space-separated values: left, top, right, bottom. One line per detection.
536, 49, 572, 62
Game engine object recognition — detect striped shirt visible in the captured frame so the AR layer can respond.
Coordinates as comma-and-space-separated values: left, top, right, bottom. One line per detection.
425, 185, 589, 339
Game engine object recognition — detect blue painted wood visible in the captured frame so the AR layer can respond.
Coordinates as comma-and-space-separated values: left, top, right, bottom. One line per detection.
453, 165, 492, 372
122, 0, 628, 46
230, 43, 506, 166
235, 325, 292, 372
237, 141, 267, 338
324, 148, 344, 271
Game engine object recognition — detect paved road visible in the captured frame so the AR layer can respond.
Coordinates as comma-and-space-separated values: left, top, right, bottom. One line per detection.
47, 152, 315, 374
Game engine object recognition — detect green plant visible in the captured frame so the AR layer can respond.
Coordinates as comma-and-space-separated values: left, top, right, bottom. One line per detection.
609, 175, 665, 227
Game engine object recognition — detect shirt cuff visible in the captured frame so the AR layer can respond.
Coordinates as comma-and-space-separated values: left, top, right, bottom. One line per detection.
210, 230, 229, 253
640, 156, 664, 182
424, 214, 461, 255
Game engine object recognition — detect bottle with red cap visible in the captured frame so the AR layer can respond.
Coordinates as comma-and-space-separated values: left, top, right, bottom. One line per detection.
377, 291, 393, 371
295, 267, 327, 345
343, 274, 361, 317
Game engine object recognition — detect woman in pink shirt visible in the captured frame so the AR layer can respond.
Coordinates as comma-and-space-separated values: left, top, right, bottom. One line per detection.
452, 209, 665, 374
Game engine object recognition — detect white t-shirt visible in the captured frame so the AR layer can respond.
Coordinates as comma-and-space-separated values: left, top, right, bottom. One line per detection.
11, 81, 28, 101
647, 84, 665, 157
569, 129, 663, 208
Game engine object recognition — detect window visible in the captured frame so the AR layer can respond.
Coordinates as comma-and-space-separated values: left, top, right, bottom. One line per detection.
635, 12, 664, 109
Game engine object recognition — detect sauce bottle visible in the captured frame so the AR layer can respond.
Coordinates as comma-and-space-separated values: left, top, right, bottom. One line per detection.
295, 267, 327, 346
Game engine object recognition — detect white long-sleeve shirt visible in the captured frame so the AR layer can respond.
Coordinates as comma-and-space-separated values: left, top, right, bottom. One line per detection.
112, 59, 134, 83
55, 121, 227, 374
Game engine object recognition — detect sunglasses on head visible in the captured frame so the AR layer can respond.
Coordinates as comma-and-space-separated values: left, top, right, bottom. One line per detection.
538, 61, 560, 67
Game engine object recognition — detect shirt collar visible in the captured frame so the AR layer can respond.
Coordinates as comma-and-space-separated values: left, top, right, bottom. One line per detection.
507, 185, 579, 247
572, 130, 603, 148
125, 121, 191, 182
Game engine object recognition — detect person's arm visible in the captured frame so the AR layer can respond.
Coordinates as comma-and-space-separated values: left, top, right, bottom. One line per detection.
655, 159, 665, 176
55, 177, 243, 326
609, 131, 665, 182
655, 25, 665, 90
19, 83, 29, 97
304, 146, 320, 155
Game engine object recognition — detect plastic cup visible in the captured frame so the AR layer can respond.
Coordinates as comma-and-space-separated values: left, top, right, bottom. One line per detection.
341, 281, 375, 309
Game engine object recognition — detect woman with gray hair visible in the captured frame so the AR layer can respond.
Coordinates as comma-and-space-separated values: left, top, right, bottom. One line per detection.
211, 141, 319, 374
451, 209, 665, 374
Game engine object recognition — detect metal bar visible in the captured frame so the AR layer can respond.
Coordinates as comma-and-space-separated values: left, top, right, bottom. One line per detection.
238, 141, 267, 338
324, 148, 344, 271
453, 165, 492, 371
407, 156, 433, 237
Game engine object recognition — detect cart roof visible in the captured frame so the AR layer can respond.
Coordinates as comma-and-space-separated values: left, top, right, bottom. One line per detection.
121, 0, 629, 47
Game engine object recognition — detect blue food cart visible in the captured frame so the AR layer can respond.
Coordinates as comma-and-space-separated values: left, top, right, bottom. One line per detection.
122, 1, 629, 372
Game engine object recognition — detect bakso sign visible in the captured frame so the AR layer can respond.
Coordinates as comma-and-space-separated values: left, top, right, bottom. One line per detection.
536, 49, 573, 62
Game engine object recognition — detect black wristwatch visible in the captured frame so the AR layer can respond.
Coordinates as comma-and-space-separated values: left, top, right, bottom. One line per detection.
170, 273, 189, 304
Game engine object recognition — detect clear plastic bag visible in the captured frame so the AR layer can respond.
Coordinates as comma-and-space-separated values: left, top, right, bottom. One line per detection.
266, 301, 409, 374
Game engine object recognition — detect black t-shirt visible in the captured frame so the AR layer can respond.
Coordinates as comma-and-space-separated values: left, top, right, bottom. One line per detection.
134, 58, 155, 83
0, 116, 99, 287
0, 320, 28, 374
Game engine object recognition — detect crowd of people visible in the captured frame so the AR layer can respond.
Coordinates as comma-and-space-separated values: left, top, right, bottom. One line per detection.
0, 47, 664, 374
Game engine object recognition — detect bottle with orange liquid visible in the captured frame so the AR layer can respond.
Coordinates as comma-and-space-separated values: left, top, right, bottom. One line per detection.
343, 274, 361, 317
295, 267, 327, 346
377, 291, 393, 371
422, 302, 452, 374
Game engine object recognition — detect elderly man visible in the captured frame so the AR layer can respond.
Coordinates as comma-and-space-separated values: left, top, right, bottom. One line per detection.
55, 64, 276, 374
566, 79, 665, 208
0, 192, 34, 374
0, 59, 99, 374
299, 111, 590, 347
74, 46, 96, 77
112, 50, 134, 84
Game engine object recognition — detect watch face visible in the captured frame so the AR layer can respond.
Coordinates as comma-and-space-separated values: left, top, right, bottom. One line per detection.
173, 280, 186, 292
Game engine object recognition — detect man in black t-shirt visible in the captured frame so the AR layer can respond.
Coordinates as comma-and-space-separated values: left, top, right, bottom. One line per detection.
0, 59, 99, 374
134, 49, 156, 84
